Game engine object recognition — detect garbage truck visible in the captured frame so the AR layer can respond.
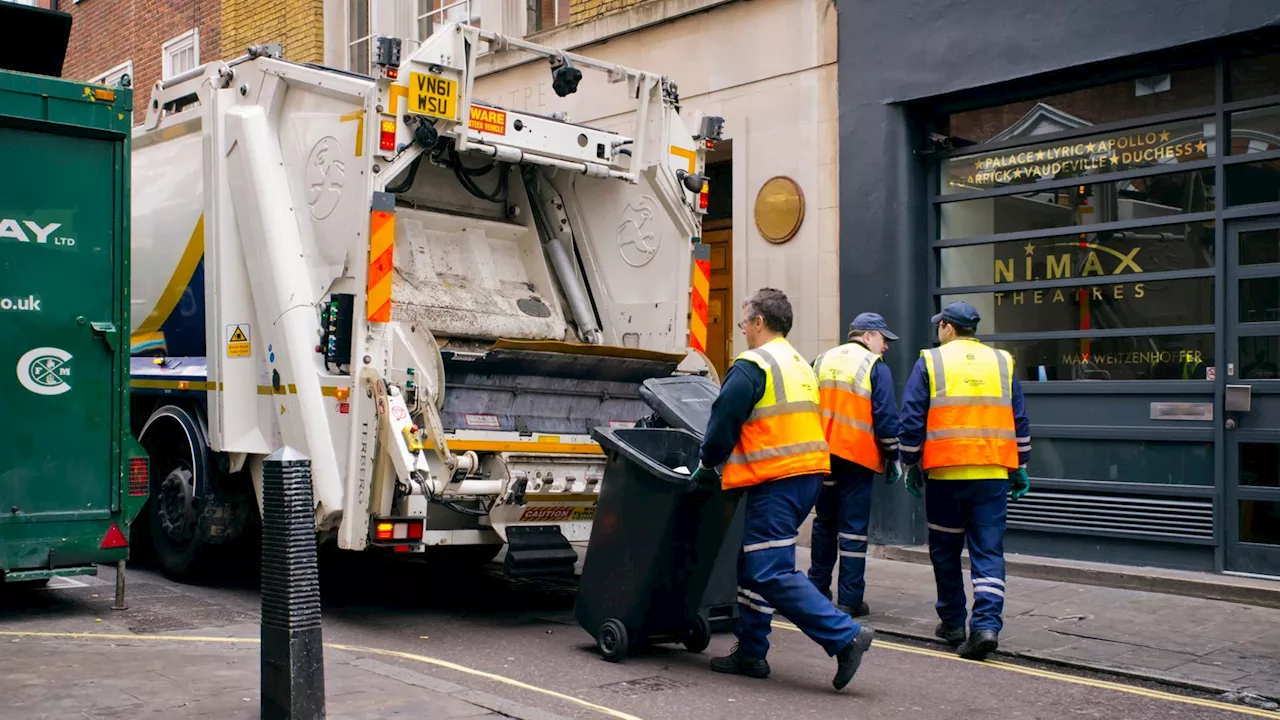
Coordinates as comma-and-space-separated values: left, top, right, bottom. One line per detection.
127, 22, 723, 578
0, 1, 150, 592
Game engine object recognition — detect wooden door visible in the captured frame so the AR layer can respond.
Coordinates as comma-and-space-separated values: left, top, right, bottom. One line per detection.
702, 225, 733, 376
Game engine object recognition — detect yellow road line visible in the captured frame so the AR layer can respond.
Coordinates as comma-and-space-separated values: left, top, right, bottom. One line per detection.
773, 621, 1279, 718
0, 631, 642, 720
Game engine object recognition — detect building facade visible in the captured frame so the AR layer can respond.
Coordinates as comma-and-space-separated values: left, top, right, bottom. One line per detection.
841, 0, 1280, 577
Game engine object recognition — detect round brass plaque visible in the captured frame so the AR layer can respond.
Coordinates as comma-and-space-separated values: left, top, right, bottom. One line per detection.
753, 176, 805, 244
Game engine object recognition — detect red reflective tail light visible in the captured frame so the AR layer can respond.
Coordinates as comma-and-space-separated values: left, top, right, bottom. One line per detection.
128, 457, 149, 497
100, 523, 128, 549
407, 522, 423, 540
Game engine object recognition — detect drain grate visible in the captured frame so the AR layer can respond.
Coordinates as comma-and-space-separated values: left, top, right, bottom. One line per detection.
600, 676, 692, 696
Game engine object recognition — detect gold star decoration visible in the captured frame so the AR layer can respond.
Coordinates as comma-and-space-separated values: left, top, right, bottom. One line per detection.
1110, 153, 1120, 165
1086, 142, 1097, 153
1036, 150, 1046, 161
1013, 168, 1024, 179
1159, 130, 1171, 142
1024, 242, 1036, 256
1196, 140, 1208, 153
975, 159, 984, 170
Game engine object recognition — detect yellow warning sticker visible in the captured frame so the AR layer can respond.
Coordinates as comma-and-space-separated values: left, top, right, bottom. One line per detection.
227, 325, 250, 358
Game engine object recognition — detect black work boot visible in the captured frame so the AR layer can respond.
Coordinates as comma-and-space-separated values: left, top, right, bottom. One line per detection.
710, 645, 771, 679
935, 621, 966, 648
837, 601, 871, 618
957, 628, 999, 660
833, 625, 875, 690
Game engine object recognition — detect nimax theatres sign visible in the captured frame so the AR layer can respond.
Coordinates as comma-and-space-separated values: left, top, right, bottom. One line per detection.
994, 239, 1146, 307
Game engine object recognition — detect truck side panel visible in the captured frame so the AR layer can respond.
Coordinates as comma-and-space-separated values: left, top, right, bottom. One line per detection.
0, 71, 145, 577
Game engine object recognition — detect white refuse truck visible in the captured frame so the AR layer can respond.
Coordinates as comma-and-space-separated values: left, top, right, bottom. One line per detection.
127, 23, 723, 578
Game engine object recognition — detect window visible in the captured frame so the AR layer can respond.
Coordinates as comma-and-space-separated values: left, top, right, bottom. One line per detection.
947, 65, 1216, 147
943, 116, 1216, 195
162, 29, 199, 81
1030, 438, 1212, 485
90, 60, 133, 88
933, 68, 1226, 382
417, 0, 481, 41
527, 0, 570, 34
347, 0, 371, 75
1230, 53, 1280, 103
940, 169, 1216, 239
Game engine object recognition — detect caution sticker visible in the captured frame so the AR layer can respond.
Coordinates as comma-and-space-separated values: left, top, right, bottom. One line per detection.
468, 105, 507, 135
518, 505, 596, 523
226, 324, 250, 358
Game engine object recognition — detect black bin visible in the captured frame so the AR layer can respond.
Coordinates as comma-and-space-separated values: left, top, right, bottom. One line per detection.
576, 425, 743, 662
638, 376, 743, 634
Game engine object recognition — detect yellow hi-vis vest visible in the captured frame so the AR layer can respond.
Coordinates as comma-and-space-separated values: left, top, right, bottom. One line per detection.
814, 342, 884, 473
921, 338, 1018, 481
721, 337, 831, 490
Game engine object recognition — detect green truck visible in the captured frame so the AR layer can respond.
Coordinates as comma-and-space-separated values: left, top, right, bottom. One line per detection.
0, 3, 148, 591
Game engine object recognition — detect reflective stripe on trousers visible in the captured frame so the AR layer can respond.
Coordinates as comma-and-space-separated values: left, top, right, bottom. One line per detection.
807, 460, 873, 608
735, 473, 860, 659
924, 477, 1008, 633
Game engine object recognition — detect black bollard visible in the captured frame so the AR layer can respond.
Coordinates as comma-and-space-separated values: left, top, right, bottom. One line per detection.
260, 447, 325, 719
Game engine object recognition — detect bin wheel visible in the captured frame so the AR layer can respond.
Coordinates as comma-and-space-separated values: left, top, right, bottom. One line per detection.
683, 615, 712, 653
597, 619, 629, 662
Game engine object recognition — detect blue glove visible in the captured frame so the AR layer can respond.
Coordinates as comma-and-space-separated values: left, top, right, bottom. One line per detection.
904, 464, 924, 498
690, 463, 719, 488
884, 460, 903, 485
1009, 466, 1030, 501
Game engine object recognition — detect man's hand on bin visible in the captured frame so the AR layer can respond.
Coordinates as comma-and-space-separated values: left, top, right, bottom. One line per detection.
904, 464, 924, 498
883, 460, 903, 485
1009, 466, 1030, 501
691, 463, 720, 488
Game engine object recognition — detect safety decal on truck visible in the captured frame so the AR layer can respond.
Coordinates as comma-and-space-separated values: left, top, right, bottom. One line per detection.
518, 505, 596, 523
464, 413, 501, 429
468, 106, 507, 136
226, 325, 250, 358
16, 346, 72, 396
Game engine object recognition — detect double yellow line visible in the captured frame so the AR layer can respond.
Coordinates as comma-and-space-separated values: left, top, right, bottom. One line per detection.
774, 620, 1279, 718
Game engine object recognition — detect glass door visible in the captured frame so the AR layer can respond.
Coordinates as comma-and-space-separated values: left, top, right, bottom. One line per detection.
1225, 219, 1280, 576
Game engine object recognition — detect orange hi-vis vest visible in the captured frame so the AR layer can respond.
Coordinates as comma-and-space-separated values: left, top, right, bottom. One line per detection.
721, 337, 831, 490
814, 342, 885, 473
921, 338, 1019, 478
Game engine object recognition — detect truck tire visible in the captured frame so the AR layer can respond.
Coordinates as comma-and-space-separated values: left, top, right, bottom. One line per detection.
139, 405, 209, 578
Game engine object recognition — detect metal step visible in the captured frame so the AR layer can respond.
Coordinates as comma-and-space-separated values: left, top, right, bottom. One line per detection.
502, 525, 578, 579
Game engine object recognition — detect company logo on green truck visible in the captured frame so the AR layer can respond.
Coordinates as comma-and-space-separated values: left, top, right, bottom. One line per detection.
0, 217, 75, 246
15, 346, 72, 395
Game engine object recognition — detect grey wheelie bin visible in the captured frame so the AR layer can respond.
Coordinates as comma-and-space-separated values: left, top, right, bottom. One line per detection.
576, 376, 746, 662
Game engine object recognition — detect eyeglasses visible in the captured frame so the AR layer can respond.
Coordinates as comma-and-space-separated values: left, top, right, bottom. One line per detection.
737, 317, 758, 331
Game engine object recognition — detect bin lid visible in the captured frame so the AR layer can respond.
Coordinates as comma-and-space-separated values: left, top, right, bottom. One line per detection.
639, 375, 720, 437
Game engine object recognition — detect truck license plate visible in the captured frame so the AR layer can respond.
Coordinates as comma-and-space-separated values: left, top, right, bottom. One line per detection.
408, 72, 458, 121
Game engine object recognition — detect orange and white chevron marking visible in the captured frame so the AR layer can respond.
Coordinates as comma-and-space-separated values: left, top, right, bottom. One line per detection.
690, 242, 711, 353
367, 207, 394, 323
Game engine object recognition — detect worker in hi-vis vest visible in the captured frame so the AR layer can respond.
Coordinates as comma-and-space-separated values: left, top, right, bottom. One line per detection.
808, 313, 903, 617
898, 300, 1031, 661
692, 288, 874, 691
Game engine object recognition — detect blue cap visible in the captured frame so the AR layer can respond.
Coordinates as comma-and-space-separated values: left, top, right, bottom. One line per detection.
849, 312, 898, 341
931, 301, 981, 329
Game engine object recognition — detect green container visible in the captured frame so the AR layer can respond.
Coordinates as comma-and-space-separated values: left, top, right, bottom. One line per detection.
0, 69, 148, 584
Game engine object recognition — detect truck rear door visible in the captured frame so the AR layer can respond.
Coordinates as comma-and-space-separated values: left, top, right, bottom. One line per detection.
0, 89, 124, 520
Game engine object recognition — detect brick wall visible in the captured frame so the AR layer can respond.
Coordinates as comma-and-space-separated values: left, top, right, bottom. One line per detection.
60, 0, 221, 123
221, 0, 323, 65
569, 0, 651, 24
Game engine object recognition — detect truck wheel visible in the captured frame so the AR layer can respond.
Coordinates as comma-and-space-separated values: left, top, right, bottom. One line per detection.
683, 615, 712, 653
139, 405, 208, 578
597, 619, 629, 662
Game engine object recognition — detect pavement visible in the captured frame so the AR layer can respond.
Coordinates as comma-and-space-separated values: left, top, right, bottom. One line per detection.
794, 547, 1280, 707
1, 553, 1279, 719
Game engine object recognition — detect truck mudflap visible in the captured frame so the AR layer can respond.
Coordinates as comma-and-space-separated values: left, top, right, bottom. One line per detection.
502, 525, 578, 578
